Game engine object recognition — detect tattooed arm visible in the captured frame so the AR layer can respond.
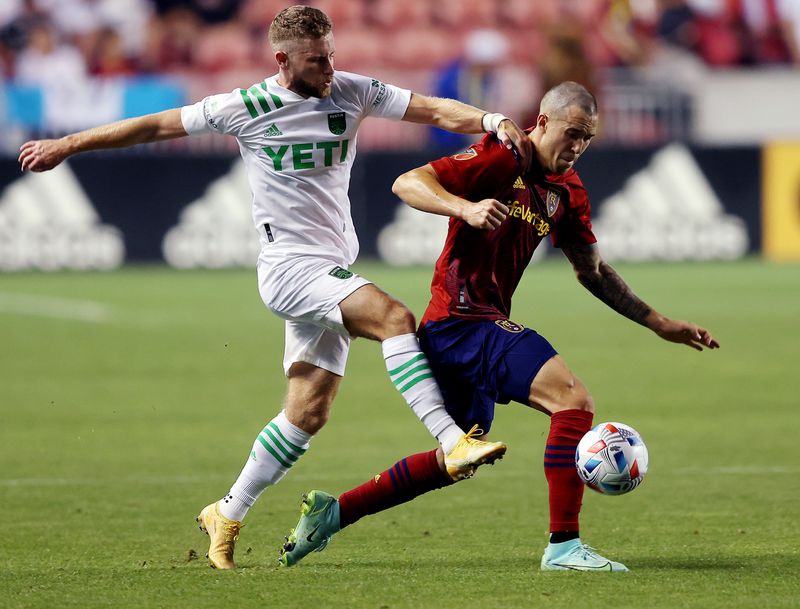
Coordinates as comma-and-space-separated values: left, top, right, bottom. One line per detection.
562, 242, 719, 351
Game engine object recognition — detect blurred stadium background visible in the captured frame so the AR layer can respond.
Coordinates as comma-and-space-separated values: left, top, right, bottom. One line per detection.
0, 0, 799, 269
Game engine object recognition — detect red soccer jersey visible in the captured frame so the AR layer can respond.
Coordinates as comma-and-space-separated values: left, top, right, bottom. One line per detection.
421, 133, 597, 324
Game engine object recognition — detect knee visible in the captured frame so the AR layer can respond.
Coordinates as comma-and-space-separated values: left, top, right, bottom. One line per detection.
288, 395, 332, 434
285, 366, 338, 434
574, 388, 595, 414
302, 406, 330, 433
383, 300, 416, 336
568, 381, 595, 414
557, 377, 595, 414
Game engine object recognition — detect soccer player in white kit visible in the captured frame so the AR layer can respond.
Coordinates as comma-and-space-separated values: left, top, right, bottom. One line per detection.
18, 5, 533, 569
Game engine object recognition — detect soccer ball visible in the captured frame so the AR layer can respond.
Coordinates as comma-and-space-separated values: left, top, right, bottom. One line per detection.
575, 422, 649, 495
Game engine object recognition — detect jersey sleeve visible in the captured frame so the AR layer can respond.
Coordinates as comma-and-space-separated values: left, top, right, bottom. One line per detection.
180, 89, 251, 137
429, 135, 520, 200
338, 71, 411, 121
550, 173, 597, 247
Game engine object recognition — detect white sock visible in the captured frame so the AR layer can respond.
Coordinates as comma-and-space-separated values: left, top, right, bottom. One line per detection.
218, 410, 312, 522
382, 333, 464, 453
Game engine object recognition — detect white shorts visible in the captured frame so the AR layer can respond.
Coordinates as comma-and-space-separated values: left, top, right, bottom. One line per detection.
257, 253, 372, 376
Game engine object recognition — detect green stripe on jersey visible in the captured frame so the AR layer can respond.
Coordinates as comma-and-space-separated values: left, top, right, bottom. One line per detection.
260, 82, 284, 108
239, 89, 258, 118
249, 86, 271, 114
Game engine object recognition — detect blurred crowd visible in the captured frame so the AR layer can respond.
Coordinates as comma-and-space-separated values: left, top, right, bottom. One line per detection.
0, 0, 798, 85
0, 0, 797, 149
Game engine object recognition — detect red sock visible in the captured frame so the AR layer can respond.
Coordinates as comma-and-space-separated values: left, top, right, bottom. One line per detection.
544, 409, 594, 533
338, 450, 453, 529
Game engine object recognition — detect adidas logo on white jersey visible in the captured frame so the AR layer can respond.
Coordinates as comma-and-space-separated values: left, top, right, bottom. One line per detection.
592, 144, 748, 261
0, 163, 125, 271
162, 161, 259, 268
265, 123, 283, 137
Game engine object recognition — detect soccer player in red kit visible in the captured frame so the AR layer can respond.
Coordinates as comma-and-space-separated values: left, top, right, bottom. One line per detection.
279, 81, 719, 571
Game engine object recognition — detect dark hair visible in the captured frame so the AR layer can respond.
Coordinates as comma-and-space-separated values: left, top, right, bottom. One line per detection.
268, 5, 332, 49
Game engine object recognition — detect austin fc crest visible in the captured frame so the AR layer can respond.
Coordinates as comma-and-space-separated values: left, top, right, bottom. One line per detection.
546, 190, 561, 217
328, 112, 346, 135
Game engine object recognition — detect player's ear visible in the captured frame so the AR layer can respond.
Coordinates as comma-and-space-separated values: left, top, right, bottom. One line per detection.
275, 50, 289, 68
537, 113, 548, 131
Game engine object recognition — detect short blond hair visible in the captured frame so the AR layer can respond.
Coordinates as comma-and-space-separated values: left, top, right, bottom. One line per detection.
268, 5, 332, 50
540, 81, 597, 117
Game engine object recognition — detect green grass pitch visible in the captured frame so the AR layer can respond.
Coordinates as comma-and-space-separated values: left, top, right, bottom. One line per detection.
1, 259, 798, 609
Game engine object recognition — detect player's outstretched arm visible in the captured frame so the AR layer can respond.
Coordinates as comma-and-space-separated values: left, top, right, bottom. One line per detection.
562, 242, 720, 351
392, 164, 508, 230
401, 93, 532, 169
19, 108, 187, 172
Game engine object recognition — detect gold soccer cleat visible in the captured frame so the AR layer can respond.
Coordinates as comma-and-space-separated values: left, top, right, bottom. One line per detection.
444, 424, 507, 481
196, 502, 242, 570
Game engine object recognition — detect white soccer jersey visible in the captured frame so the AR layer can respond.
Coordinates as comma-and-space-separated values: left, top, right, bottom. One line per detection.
180, 71, 411, 264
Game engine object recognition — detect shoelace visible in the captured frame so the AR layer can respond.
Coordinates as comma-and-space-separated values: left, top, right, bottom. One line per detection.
464, 424, 486, 441
577, 544, 601, 560
220, 522, 242, 544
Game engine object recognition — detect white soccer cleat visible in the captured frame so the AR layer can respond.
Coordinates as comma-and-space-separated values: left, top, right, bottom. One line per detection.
540, 539, 629, 572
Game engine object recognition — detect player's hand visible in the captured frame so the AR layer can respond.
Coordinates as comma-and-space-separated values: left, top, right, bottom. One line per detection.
462, 199, 508, 230
18, 139, 69, 172
496, 119, 532, 171
651, 317, 720, 351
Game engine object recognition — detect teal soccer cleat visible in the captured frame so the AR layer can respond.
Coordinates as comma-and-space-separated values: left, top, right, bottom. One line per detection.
279, 490, 341, 567
540, 539, 629, 572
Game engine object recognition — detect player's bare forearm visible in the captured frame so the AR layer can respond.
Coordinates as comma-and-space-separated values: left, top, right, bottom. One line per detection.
19, 109, 186, 172
565, 243, 652, 325
402, 94, 532, 169
393, 165, 468, 217
563, 242, 720, 351
402, 94, 484, 133
67, 110, 187, 151
392, 165, 508, 230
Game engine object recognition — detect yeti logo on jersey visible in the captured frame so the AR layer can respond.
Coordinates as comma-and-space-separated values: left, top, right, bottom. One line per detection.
371, 79, 388, 106
546, 190, 561, 217
328, 112, 346, 135
495, 319, 524, 333
261, 139, 350, 171
329, 266, 353, 279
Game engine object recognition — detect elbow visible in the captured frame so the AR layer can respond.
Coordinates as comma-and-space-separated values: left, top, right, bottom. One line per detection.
575, 257, 608, 288
392, 171, 414, 200
391, 173, 404, 197
393, 164, 438, 208
575, 269, 602, 289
